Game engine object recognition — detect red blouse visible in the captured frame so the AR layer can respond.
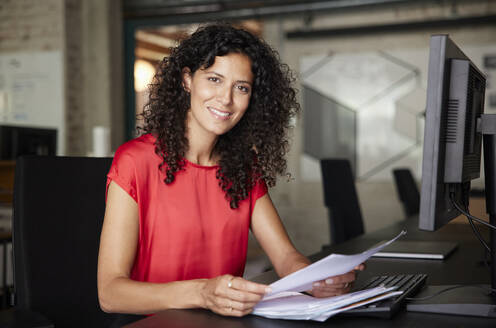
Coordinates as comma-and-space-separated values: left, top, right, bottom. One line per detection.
107, 134, 267, 283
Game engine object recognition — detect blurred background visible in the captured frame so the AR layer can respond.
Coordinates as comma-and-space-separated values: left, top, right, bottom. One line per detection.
0, 0, 495, 280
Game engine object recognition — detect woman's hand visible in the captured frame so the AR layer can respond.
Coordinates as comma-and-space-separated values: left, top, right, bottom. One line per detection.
200, 275, 271, 317
309, 263, 366, 298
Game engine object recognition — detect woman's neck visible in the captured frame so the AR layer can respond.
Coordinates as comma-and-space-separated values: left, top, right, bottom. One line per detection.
184, 126, 219, 167
185, 145, 218, 166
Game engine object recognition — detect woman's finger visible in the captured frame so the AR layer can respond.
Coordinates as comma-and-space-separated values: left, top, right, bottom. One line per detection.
226, 287, 265, 303
313, 282, 353, 291
312, 279, 353, 288
228, 276, 271, 295
324, 271, 356, 285
312, 274, 355, 289
223, 276, 270, 303
229, 299, 258, 312
313, 280, 353, 290
354, 263, 366, 271
215, 298, 257, 317
222, 307, 254, 317
310, 272, 356, 298
312, 283, 353, 296
311, 287, 348, 298
324, 279, 354, 288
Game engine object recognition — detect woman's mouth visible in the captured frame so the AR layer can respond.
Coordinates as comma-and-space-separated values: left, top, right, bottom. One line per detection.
207, 106, 232, 120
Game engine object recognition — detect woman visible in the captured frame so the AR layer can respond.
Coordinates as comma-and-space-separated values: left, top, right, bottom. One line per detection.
97, 23, 363, 320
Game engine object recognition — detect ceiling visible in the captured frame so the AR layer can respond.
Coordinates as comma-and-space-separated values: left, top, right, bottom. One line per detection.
134, 20, 263, 63
123, 0, 420, 19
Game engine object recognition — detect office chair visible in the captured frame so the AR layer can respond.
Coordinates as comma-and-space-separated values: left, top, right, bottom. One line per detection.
320, 159, 364, 245
12, 156, 118, 328
392, 168, 420, 218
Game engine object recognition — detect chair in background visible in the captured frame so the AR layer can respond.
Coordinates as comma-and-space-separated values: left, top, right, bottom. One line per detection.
392, 168, 420, 218
320, 159, 364, 245
12, 156, 118, 328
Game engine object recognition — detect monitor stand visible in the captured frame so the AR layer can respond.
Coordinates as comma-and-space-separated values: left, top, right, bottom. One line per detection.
408, 114, 496, 318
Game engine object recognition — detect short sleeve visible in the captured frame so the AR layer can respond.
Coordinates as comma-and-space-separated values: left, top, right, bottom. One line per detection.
106, 146, 138, 202
252, 178, 268, 201
248, 178, 268, 217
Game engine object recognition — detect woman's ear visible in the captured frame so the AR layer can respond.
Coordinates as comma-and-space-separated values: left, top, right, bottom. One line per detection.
182, 67, 192, 93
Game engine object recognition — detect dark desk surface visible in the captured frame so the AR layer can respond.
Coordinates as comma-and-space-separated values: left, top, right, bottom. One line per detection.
125, 220, 495, 327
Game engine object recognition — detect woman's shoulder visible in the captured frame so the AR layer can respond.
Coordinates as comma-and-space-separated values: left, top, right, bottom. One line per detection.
114, 133, 157, 160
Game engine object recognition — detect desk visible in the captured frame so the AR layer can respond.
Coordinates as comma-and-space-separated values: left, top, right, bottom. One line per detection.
125, 220, 494, 327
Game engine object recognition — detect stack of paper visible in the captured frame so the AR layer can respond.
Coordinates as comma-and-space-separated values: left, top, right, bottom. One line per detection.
253, 287, 402, 321
252, 230, 406, 321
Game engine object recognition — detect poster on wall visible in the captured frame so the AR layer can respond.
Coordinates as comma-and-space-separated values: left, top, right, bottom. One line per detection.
0, 51, 65, 155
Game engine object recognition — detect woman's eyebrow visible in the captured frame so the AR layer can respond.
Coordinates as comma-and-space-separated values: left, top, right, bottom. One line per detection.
205, 70, 252, 85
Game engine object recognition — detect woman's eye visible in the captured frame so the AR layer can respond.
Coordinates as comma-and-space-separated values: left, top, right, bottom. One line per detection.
208, 77, 220, 83
237, 85, 250, 93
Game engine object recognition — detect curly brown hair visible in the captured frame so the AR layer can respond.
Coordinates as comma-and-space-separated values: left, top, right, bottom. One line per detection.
140, 23, 300, 209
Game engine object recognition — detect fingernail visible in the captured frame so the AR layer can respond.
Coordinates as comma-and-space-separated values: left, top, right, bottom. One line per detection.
313, 282, 321, 287
325, 279, 333, 284
265, 287, 272, 293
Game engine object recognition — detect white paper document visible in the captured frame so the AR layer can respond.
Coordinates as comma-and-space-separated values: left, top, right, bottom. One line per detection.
265, 230, 406, 297
253, 230, 406, 321
253, 287, 403, 321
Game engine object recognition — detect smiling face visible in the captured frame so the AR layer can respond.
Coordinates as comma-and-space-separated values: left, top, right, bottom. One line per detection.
182, 52, 254, 140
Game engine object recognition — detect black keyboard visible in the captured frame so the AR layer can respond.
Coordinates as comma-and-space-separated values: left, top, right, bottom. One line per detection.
342, 273, 428, 318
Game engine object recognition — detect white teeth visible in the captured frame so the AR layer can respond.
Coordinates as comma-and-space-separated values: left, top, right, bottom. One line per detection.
209, 107, 230, 117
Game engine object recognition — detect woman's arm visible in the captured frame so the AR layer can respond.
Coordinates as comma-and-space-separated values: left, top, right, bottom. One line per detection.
97, 182, 269, 316
250, 194, 310, 277
250, 193, 364, 297
97, 181, 205, 314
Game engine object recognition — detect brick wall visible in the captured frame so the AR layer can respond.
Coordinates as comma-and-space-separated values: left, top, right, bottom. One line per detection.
64, 0, 85, 155
0, 0, 63, 52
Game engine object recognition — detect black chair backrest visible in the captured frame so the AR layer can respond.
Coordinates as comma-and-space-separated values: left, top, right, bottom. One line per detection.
320, 159, 364, 245
13, 156, 118, 328
392, 168, 420, 218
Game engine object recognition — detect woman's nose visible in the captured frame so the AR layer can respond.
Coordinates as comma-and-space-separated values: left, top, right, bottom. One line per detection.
217, 85, 233, 105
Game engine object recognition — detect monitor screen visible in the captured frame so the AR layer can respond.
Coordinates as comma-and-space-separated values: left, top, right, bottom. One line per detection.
0, 125, 57, 160
419, 35, 486, 231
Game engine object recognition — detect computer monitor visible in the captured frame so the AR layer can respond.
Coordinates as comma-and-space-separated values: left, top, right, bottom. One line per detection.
415, 34, 496, 317
420, 34, 487, 231
0, 125, 57, 160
